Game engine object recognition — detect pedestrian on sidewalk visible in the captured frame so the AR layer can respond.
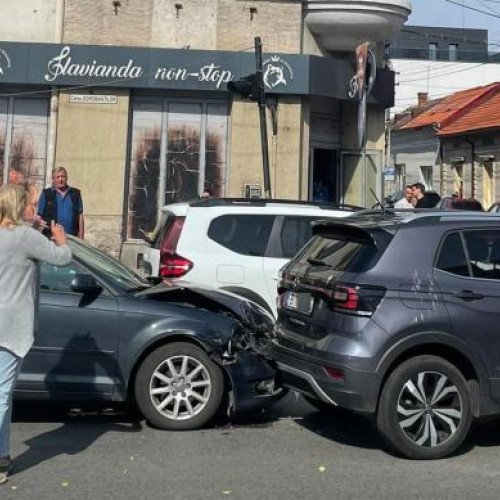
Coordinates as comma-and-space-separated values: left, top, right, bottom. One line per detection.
0, 184, 72, 485
394, 185, 414, 209
36, 166, 85, 239
412, 182, 435, 208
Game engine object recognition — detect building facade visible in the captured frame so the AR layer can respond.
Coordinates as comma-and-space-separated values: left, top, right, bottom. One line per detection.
0, 0, 410, 260
387, 25, 500, 115
391, 82, 500, 210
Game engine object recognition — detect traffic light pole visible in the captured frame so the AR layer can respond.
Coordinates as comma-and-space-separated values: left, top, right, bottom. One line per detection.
254, 37, 271, 198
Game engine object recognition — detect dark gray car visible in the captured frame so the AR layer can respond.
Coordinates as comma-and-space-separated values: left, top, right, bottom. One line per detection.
15, 237, 280, 430
268, 210, 500, 459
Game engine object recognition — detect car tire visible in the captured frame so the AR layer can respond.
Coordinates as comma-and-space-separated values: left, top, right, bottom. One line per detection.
134, 342, 225, 430
377, 355, 472, 460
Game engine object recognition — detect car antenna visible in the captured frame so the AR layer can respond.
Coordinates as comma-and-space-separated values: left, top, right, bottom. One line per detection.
370, 188, 387, 213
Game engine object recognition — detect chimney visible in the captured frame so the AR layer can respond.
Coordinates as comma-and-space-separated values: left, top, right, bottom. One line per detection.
417, 92, 428, 107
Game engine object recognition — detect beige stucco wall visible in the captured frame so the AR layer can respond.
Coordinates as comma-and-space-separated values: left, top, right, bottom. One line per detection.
217, 0, 302, 53
55, 89, 130, 255
151, 0, 218, 49
228, 98, 303, 199
0, 0, 58, 42
64, 0, 153, 46
64, 0, 302, 52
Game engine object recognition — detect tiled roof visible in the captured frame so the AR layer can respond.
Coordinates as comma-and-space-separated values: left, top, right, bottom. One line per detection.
400, 83, 500, 130
439, 85, 500, 136
392, 98, 443, 131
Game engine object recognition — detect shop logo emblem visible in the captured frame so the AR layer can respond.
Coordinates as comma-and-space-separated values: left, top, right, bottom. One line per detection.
0, 49, 12, 77
263, 55, 293, 90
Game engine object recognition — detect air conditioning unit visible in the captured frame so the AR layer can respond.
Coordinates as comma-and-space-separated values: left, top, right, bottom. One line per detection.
243, 183, 262, 198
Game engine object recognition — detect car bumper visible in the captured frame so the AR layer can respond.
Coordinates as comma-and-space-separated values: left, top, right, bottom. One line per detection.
266, 339, 379, 413
224, 351, 284, 414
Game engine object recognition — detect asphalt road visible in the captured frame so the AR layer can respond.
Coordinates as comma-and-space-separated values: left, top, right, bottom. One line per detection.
4, 393, 500, 499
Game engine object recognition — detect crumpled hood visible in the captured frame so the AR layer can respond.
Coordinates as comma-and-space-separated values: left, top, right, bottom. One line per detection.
135, 281, 275, 339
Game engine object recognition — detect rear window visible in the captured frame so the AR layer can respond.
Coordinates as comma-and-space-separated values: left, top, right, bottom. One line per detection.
293, 227, 393, 273
280, 216, 318, 259
208, 215, 275, 256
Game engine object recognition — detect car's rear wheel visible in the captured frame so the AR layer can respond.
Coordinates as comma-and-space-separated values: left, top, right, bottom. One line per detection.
377, 355, 472, 460
134, 342, 224, 430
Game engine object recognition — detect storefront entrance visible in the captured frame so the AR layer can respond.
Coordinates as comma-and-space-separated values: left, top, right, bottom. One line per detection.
309, 148, 338, 203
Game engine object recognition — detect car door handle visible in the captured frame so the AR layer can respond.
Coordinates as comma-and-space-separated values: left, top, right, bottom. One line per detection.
454, 290, 484, 301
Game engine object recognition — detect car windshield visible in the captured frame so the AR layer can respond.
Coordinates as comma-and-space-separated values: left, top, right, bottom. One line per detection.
68, 237, 149, 291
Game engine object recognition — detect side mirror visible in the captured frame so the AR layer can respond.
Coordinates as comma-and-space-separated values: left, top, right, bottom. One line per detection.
70, 274, 102, 293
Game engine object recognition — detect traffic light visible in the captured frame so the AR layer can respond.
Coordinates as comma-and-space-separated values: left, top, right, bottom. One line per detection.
227, 73, 260, 101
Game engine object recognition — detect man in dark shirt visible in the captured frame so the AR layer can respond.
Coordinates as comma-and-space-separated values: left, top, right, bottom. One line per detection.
36, 167, 84, 238
412, 183, 436, 209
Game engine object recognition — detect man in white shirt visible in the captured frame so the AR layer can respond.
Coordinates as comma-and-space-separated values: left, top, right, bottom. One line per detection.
394, 185, 414, 209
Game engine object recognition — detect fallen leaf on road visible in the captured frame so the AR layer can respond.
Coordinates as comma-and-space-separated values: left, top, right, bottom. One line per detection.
318, 466, 327, 473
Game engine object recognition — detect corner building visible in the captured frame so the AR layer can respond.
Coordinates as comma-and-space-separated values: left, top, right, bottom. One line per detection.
0, 0, 411, 257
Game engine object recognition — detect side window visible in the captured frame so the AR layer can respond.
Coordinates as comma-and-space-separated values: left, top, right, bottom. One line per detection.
280, 217, 316, 259
40, 263, 82, 292
207, 215, 275, 256
464, 230, 500, 280
435, 232, 470, 277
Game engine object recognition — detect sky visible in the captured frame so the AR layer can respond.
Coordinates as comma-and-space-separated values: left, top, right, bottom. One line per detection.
408, 0, 500, 48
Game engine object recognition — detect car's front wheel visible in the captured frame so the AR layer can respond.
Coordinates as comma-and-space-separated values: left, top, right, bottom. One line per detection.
377, 355, 472, 460
134, 342, 224, 430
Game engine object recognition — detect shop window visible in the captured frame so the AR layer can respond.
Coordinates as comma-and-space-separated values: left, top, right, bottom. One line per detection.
420, 166, 433, 190
126, 100, 228, 239
0, 97, 49, 219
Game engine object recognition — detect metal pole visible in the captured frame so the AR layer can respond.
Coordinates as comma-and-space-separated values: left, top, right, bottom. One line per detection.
254, 37, 271, 198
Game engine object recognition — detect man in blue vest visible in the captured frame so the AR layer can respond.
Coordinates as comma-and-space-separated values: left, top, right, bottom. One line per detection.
36, 166, 84, 239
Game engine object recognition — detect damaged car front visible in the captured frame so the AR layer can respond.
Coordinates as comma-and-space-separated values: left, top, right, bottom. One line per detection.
19, 237, 283, 431
129, 283, 283, 424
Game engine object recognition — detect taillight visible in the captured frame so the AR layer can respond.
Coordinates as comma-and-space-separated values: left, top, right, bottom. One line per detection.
159, 216, 192, 278
327, 284, 386, 316
323, 367, 345, 382
159, 252, 193, 278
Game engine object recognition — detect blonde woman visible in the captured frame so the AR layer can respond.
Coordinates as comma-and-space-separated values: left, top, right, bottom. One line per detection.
0, 184, 72, 485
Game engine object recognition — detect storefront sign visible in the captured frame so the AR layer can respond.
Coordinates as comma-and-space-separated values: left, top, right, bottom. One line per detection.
69, 94, 117, 104
0, 41, 394, 106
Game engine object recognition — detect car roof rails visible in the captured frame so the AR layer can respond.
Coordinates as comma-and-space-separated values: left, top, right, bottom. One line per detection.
188, 197, 364, 211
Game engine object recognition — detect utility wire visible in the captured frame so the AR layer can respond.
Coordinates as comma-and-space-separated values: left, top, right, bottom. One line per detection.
445, 0, 500, 18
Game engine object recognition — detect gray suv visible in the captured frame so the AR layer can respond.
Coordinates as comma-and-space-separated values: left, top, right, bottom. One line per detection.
268, 210, 500, 459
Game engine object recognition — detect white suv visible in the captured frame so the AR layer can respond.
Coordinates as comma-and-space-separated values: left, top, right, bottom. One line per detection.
144, 199, 356, 316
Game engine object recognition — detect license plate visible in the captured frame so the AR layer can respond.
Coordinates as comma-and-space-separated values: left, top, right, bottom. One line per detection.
283, 291, 314, 315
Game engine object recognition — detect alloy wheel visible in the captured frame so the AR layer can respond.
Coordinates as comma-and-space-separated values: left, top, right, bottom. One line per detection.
397, 371, 463, 447
149, 355, 212, 421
